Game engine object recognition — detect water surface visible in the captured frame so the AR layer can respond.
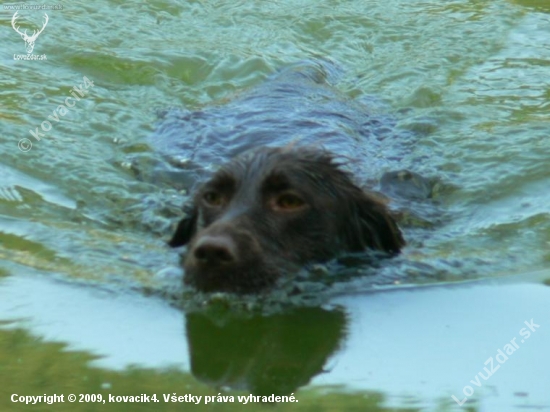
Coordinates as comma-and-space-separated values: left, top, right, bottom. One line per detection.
1, 0, 549, 410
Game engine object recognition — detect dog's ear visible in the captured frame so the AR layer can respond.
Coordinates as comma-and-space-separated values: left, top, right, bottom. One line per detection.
168, 205, 198, 247
344, 191, 405, 254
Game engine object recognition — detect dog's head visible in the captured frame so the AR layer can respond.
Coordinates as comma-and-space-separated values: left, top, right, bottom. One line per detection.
169, 146, 404, 293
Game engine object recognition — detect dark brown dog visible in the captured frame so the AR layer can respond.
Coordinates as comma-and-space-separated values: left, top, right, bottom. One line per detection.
169, 146, 404, 293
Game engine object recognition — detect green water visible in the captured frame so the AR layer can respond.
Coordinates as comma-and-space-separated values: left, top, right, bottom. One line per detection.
1, 0, 550, 410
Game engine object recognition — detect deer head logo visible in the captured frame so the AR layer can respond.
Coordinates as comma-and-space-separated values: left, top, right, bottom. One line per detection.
11, 12, 49, 54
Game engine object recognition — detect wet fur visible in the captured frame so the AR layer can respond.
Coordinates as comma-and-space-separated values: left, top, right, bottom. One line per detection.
169, 146, 404, 293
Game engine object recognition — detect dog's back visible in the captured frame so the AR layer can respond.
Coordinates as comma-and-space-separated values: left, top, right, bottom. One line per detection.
149, 61, 414, 185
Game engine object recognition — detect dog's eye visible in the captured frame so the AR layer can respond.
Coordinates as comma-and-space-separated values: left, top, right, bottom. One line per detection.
202, 191, 224, 207
273, 193, 307, 211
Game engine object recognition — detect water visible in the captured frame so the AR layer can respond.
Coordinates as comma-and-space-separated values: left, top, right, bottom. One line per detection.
1, 0, 549, 410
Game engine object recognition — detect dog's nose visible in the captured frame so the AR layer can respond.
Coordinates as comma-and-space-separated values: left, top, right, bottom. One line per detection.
192, 235, 237, 265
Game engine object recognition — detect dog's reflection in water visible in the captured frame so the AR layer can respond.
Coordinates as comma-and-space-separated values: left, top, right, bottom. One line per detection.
185, 306, 346, 395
